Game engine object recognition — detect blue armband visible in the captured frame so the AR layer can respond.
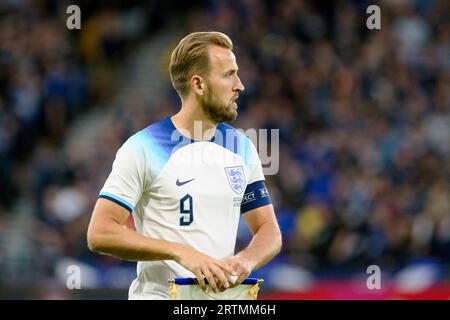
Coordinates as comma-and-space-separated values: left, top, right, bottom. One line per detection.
240, 180, 272, 214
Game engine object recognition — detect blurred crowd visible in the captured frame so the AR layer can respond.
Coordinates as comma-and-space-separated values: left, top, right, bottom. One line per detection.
0, 0, 165, 288
1, 0, 450, 293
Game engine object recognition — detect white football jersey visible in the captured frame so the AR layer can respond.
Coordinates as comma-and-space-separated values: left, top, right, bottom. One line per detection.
99, 117, 271, 299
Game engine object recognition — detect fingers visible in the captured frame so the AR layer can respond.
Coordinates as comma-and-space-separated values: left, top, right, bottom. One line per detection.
194, 270, 207, 291
202, 264, 230, 293
216, 260, 236, 276
218, 283, 227, 292
210, 264, 230, 290
220, 257, 251, 287
201, 267, 218, 293
180, 250, 239, 293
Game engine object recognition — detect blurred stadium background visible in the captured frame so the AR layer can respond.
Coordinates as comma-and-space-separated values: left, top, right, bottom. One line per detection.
0, 0, 449, 299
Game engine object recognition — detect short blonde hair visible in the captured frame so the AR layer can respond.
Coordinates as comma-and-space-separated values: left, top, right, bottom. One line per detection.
169, 31, 233, 98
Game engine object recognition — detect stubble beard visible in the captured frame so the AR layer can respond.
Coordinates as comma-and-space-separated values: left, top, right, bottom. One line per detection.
201, 86, 237, 123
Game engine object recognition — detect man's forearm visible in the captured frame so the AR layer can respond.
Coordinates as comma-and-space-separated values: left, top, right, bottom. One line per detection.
236, 222, 282, 270
88, 222, 183, 262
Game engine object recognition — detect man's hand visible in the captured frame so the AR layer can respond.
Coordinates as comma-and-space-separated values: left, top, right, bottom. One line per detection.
221, 255, 253, 288
174, 245, 234, 293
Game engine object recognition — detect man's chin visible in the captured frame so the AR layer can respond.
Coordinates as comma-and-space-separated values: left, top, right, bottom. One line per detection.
203, 103, 238, 122
226, 104, 238, 120
222, 110, 237, 122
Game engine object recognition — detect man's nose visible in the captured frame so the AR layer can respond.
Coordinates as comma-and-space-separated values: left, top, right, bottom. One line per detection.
235, 76, 245, 92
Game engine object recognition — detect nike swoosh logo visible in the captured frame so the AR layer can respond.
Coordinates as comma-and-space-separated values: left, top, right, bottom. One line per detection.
176, 178, 195, 186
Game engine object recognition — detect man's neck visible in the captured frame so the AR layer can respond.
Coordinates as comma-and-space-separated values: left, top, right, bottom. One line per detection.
171, 99, 218, 141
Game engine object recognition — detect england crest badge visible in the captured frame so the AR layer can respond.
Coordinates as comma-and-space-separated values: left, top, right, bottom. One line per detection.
224, 166, 246, 194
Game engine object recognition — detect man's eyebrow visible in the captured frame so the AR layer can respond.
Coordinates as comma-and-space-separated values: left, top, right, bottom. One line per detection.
225, 68, 239, 74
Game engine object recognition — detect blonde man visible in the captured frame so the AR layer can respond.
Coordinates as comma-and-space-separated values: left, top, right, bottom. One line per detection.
87, 31, 282, 300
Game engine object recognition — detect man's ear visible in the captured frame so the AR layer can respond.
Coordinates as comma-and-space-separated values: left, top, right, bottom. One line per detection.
191, 75, 205, 95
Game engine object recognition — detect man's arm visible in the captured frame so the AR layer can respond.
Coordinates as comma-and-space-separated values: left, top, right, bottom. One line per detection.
87, 198, 233, 292
223, 204, 282, 286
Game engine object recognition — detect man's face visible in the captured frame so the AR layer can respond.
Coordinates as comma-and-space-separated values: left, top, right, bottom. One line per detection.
200, 45, 245, 123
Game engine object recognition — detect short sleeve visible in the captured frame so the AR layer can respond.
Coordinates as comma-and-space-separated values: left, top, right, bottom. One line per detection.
241, 139, 272, 214
246, 138, 265, 184
99, 137, 147, 212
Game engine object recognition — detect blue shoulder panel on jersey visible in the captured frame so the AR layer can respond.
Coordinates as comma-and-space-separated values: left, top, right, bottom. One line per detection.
134, 117, 185, 176
215, 123, 253, 168
133, 118, 256, 177
144, 117, 183, 155
240, 180, 272, 214
98, 192, 134, 212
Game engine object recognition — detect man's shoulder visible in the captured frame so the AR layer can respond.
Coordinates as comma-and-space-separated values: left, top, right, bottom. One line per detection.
215, 122, 259, 164
126, 117, 173, 143
140, 117, 173, 137
216, 122, 250, 143
113, 117, 169, 156
123, 117, 179, 162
